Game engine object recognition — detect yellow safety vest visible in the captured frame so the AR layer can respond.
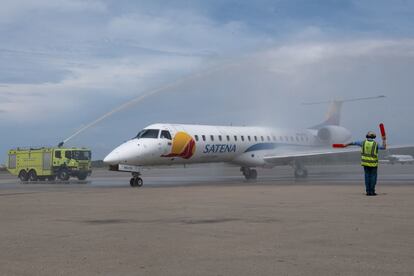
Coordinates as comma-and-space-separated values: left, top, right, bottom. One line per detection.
361, 140, 378, 167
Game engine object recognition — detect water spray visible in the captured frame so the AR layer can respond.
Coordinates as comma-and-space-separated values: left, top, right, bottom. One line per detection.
57, 62, 238, 147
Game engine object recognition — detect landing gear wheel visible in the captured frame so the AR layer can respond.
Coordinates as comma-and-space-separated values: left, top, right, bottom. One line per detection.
294, 168, 308, 178
241, 167, 258, 181
28, 170, 38, 181
130, 177, 143, 187
58, 170, 70, 181
135, 177, 143, 187
249, 169, 258, 180
18, 170, 28, 182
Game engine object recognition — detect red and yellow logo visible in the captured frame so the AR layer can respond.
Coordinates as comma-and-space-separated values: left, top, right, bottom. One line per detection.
161, 131, 196, 159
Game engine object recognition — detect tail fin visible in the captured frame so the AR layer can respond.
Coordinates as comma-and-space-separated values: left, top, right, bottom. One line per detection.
304, 95, 386, 129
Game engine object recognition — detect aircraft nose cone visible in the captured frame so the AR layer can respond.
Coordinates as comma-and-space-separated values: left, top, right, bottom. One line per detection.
103, 151, 121, 165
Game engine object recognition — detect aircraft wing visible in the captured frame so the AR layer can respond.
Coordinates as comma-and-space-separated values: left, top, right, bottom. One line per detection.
263, 145, 414, 166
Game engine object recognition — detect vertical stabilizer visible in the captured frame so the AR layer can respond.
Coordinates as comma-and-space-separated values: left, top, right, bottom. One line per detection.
304, 95, 385, 129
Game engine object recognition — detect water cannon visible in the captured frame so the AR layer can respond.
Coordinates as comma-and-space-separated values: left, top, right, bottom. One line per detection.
58, 142, 64, 148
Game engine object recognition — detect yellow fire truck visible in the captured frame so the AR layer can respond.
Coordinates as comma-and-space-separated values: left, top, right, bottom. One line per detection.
7, 147, 92, 181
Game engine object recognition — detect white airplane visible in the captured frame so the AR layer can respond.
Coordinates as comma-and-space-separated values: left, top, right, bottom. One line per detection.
103, 96, 402, 187
383, 154, 414, 165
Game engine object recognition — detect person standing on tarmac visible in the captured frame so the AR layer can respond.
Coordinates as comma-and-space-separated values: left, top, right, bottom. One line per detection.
345, 131, 387, 196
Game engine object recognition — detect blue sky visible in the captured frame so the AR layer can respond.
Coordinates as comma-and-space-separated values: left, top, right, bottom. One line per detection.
1, 0, 414, 162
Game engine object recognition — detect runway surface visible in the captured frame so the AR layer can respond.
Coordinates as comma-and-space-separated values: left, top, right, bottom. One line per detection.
0, 164, 413, 275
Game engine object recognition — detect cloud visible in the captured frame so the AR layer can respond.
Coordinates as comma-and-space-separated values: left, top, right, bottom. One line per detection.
0, 54, 205, 121
0, 0, 106, 23
1, 1, 414, 162
107, 11, 266, 55
2, 38, 414, 124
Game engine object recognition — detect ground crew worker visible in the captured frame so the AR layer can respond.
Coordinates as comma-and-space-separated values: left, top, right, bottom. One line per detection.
345, 131, 387, 196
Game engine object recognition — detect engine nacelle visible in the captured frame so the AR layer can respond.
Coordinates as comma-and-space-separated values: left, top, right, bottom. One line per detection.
317, 126, 352, 144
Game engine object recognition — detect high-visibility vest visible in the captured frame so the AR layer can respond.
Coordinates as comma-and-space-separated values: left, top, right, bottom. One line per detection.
361, 140, 378, 167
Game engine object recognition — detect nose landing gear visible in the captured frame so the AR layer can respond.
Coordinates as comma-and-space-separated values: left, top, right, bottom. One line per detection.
130, 172, 143, 187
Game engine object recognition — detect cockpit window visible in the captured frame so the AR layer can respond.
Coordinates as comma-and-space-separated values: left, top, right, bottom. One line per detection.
135, 129, 159, 139
160, 130, 172, 140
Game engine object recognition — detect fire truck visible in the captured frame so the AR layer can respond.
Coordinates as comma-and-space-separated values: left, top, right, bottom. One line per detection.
7, 147, 92, 181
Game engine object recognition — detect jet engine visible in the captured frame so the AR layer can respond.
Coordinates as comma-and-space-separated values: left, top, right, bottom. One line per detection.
317, 126, 352, 144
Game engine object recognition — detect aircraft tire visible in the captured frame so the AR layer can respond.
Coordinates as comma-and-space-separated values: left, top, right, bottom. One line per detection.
249, 169, 258, 180
294, 168, 308, 178
135, 177, 143, 187
130, 177, 143, 187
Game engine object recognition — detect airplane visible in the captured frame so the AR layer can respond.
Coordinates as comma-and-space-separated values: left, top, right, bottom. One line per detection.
103, 96, 408, 187
382, 154, 414, 165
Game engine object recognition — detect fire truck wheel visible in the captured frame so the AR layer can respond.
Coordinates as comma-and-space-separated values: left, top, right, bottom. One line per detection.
28, 170, 38, 181
18, 170, 28, 182
77, 173, 87, 180
58, 170, 70, 181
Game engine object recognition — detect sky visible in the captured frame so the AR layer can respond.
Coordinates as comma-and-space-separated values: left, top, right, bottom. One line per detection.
1, 0, 414, 163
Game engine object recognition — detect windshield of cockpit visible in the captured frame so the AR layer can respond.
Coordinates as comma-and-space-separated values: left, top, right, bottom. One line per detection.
135, 129, 159, 139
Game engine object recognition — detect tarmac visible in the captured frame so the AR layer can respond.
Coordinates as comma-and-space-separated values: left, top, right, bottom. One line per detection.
0, 164, 413, 276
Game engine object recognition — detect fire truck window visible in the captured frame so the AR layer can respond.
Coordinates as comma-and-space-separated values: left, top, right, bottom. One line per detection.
65, 151, 72, 159
55, 151, 61, 158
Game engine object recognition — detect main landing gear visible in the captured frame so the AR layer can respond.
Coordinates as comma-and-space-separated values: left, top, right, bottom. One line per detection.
130, 172, 143, 187
241, 167, 258, 180
293, 161, 308, 179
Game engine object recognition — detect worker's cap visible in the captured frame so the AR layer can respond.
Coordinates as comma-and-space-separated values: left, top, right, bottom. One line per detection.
366, 131, 376, 139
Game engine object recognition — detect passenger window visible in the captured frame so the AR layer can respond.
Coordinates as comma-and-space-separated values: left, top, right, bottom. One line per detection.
267, 136, 271, 141
226, 135, 230, 141
254, 136, 258, 142
210, 135, 214, 141
290, 136, 294, 141
55, 151, 61, 158
202, 135, 206, 141
261, 136, 264, 142
248, 136, 251, 141
160, 130, 172, 140
218, 135, 222, 141
195, 135, 199, 142
234, 136, 238, 141
272, 136, 276, 141
241, 136, 245, 142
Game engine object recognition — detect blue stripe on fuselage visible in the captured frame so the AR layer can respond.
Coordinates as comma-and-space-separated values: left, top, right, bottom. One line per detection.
244, 143, 277, 152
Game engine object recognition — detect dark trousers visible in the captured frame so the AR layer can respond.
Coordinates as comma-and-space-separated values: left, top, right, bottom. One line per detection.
363, 166, 378, 194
